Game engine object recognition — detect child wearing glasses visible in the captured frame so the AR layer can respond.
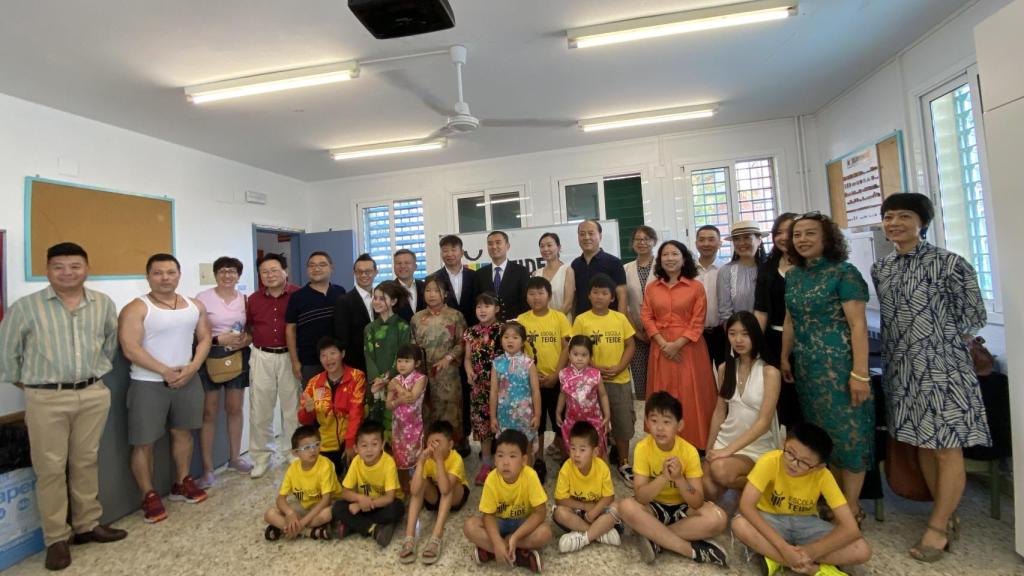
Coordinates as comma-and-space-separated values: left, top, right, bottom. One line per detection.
263, 425, 342, 541
731, 422, 872, 576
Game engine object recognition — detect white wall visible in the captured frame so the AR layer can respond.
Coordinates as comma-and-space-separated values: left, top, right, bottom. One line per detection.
307, 118, 808, 270
0, 93, 311, 416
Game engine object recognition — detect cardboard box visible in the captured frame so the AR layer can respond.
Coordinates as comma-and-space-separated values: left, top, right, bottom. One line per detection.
0, 468, 45, 571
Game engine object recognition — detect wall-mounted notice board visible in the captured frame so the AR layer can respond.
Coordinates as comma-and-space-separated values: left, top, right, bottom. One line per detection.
826, 131, 907, 229
25, 177, 174, 280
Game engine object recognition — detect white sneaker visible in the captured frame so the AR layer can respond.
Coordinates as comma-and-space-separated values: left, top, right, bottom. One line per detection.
558, 531, 589, 553
250, 461, 269, 479
596, 529, 621, 546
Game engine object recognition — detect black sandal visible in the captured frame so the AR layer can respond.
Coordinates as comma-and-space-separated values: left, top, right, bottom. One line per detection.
264, 525, 283, 541
309, 525, 332, 540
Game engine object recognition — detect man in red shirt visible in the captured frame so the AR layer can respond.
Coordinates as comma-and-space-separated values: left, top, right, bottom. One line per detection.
246, 253, 300, 478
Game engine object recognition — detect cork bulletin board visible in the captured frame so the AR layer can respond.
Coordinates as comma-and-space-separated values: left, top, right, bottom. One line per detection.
825, 131, 907, 229
25, 177, 174, 280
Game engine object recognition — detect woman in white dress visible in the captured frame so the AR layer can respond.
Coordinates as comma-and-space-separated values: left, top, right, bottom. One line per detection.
624, 225, 658, 399
703, 310, 781, 502
534, 232, 575, 316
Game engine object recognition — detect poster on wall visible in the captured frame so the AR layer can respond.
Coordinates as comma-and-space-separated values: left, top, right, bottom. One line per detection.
842, 145, 883, 227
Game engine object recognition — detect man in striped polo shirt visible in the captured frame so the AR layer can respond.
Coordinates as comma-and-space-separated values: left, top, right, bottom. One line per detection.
0, 242, 127, 571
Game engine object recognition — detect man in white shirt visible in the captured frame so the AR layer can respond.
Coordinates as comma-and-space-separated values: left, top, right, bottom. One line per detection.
434, 234, 477, 324
695, 225, 726, 367
333, 253, 377, 374
394, 248, 425, 322
471, 231, 529, 320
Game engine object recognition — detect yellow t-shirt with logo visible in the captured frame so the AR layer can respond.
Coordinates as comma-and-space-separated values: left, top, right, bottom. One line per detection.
632, 435, 703, 506
554, 457, 614, 503
747, 450, 847, 515
422, 450, 470, 488
279, 455, 343, 509
517, 309, 571, 377
571, 310, 635, 384
342, 452, 403, 500
478, 466, 548, 519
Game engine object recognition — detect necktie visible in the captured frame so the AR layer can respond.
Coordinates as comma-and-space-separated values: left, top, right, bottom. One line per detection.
493, 266, 503, 293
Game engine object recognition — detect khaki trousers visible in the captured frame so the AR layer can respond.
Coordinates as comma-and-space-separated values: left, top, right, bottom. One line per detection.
23, 381, 111, 546
248, 349, 300, 465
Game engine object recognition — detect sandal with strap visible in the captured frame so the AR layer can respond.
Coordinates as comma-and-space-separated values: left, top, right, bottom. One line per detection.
910, 524, 950, 562
420, 536, 443, 565
264, 525, 283, 542
309, 525, 332, 541
947, 513, 962, 542
398, 536, 417, 564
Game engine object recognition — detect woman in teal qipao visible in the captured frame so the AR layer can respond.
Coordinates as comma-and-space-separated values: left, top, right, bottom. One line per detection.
364, 280, 411, 440
781, 213, 873, 522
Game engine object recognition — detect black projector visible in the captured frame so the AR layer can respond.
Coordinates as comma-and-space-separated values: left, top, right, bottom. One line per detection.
348, 0, 455, 39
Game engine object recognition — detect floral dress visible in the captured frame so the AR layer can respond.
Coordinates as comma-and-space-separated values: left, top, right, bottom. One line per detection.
411, 307, 467, 442
391, 370, 425, 469
493, 352, 536, 441
785, 258, 874, 471
559, 365, 606, 454
363, 314, 411, 441
463, 322, 503, 443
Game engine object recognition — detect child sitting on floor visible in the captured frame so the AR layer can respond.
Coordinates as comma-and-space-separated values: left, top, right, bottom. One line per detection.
552, 421, 622, 554
332, 419, 405, 548
263, 425, 341, 541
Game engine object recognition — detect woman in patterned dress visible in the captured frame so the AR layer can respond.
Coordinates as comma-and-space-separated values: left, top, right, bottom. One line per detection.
364, 280, 411, 441
462, 292, 504, 484
781, 212, 873, 521
556, 335, 610, 455
411, 274, 468, 444
624, 226, 658, 400
490, 322, 541, 460
872, 193, 990, 562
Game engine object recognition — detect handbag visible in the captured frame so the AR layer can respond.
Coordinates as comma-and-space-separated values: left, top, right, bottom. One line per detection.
206, 350, 244, 383
885, 436, 933, 501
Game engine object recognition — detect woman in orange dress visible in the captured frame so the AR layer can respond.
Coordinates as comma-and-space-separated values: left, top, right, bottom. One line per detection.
641, 240, 719, 449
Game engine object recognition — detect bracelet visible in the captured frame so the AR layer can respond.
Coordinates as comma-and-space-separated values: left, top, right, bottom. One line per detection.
849, 371, 870, 383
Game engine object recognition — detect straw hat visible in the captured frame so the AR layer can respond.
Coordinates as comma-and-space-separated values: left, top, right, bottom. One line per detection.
725, 220, 768, 240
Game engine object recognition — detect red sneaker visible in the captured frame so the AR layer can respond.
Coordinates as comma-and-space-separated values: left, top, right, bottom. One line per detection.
169, 475, 208, 503
141, 490, 167, 523
474, 464, 493, 486
473, 547, 495, 565
515, 548, 542, 573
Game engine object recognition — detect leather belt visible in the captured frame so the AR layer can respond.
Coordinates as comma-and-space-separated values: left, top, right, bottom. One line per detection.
255, 346, 289, 354
25, 377, 98, 391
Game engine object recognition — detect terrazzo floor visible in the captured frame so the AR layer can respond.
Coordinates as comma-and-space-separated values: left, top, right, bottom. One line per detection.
8, 404, 1023, 576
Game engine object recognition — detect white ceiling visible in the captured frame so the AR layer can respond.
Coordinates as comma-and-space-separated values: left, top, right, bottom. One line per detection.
0, 0, 969, 182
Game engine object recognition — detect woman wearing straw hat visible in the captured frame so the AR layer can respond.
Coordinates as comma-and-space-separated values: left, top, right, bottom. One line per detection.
714, 220, 767, 359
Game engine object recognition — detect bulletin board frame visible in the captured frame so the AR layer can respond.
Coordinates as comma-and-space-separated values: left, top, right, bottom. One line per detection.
24, 177, 175, 281
825, 130, 908, 229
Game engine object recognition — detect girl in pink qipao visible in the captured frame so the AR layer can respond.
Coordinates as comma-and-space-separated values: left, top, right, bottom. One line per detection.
556, 335, 611, 456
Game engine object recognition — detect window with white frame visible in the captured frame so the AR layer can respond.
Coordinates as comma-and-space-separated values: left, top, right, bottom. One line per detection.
453, 187, 526, 233
923, 69, 997, 306
360, 199, 427, 281
686, 159, 778, 260
558, 173, 645, 260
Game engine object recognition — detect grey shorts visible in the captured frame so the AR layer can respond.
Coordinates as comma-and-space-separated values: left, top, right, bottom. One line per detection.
757, 511, 834, 546
127, 376, 204, 445
605, 381, 636, 443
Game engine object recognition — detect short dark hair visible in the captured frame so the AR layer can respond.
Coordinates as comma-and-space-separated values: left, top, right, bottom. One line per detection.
47, 242, 88, 263
880, 192, 935, 237
213, 256, 243, 275
439, 235, 463, 249
393, 248, 416, 261
720, 311, 764, 399
426, 420, 455, 440
317, 336, 345, 355
538, 232, 561, 247
307, 251, 332, 265
487, 230, 510, 243
526, 276, 552, 296
146, 253, 180, 273
475, 291, 500, 308
786, 422, 833, 464
495, 428, 529, 455
645, 391, 682, 421
696, 225, 721, 237
653, 240, 698, 281
291, 425, 320, 449
568, 334, 593, 355
632, 225, 658, 243
788, 213, 849, 267
578, 219, 602, 234
501, 321, 527, 342
353, 253, 377, 271
258, 252, 287, 270
356, 419, 386, 443
569, 421, 600, 448
396, 343, 424, 366
588, 273, 616, 294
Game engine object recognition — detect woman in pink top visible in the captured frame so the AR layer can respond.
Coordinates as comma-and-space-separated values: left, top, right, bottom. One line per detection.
641, 240, 718, 450
195, 256, 253, 488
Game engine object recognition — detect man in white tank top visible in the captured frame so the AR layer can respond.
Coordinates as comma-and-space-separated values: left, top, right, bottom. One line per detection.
118, 254, 212, 524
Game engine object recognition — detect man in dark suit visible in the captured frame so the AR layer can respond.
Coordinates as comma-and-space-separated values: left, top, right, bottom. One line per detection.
472, 231, 529, 321
333, 253, 377, 374
393, 248, 425, 322
434, 235, 477, 325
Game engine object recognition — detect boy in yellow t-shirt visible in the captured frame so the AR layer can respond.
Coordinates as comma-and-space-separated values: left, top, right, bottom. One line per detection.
398, 420, 470, 565
264, 425, 342, 541
553, 421, 623, 554
618, 392, 729, 566
332, 419, 404, 547
518, 276, 572, 474
732, 423, 871, 576
463, 429, 552, 573
571, 274, 635, 481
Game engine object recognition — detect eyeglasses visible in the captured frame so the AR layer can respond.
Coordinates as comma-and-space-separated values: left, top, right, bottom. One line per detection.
216, 269, 239, 275
293, 441, 321, 453
793, 211, 823, 222
633, 237, 654, 244
782, 448, 818, 471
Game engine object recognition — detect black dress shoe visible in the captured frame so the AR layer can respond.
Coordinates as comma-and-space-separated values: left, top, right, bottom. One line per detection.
72, 524, 127, 544
44, 540, 71, 571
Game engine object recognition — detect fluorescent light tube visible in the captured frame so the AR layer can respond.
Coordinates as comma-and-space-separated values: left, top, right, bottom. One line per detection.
185, 61, 360, 104
567, 0, 796, 49
329, 138, 446, 161
476, 197, 528, 207
579, 105, 717, 132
